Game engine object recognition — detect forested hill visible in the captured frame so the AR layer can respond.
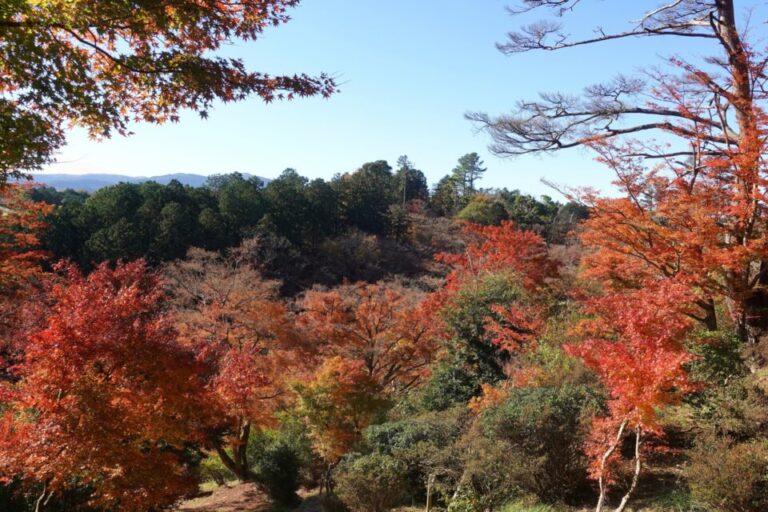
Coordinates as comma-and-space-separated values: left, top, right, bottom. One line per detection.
28, 172, 268, 192
26, 156, 587, 294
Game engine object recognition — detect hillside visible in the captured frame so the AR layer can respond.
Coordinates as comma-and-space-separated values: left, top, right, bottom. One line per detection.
27, 172, 268, 191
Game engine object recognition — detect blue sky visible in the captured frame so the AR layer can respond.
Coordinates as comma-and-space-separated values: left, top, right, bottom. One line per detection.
43, 0, 766, 197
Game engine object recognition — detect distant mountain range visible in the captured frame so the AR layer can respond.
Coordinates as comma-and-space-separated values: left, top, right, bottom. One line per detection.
26, 173, 268, 192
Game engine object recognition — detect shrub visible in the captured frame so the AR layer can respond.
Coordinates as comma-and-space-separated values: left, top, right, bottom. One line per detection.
0, 480, 31, 512
313, 493, 349, 512
246, 421, 314, 505
454, 433, 526, 509
456, 196, 509, 226
689, 370, 768, 442
645, 488, 709, 512
335, 454, 406, 512
447, 491, 476, 512
418, 349, 501, 411
475, 384, 601, 504
0, 480, 102, 512
687, 436, 768, 512
365, 409, 463, 456
500, 497, 564, 512
685, 331, 745, 387
252, 443, 301, 505
363, 408, 466, 504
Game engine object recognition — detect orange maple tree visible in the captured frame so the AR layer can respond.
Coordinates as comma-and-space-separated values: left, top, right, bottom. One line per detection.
483, 301, 546, 355
296, 282, 437, 461
293, 356, 387, 464
166, 247, 305, 481
434, 221, 557, 297
466, 3, 767, 509
578, 112, 768, 356
538, 34, 768, 371
299, 282, 437, 391
0, 261, 210, 511
567, 279, 698, 512
553, 47, 768, 510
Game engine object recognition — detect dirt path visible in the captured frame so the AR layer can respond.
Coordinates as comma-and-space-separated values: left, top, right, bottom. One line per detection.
176, 483, 271, 512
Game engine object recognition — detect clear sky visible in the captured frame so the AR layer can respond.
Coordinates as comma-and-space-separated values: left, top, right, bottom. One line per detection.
43, 0, 767, 197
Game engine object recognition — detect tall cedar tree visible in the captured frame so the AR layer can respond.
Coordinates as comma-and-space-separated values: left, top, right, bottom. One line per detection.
451, 152, 487, 198
0, 0, 335, 182
0, 261, 211, 512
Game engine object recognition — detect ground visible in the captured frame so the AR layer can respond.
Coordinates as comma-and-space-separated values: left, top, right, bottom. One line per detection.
175, 485, 333, 512
174, 482, 689, 512
177, 483, 271, 512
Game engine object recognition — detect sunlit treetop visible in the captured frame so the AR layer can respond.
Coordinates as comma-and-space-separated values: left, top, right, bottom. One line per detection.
0, 0, 336, 182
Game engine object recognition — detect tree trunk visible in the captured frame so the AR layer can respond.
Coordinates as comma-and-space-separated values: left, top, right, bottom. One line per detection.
739, 262, 768, 372
451, 467, 469, 502
216, 445, 250, 481
34, 483, 49, 512
595, 419, 627, 512
321, 462, 337, 495
715, 0, 768, 372
697, 297, 718, 332
425, 473, 435, 512
614, 426, 642, 512
216, 420, 253, 481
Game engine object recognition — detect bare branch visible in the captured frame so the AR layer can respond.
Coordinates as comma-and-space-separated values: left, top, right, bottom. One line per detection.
473, 1, 754, 159
507, 0, 583, 16
498, 22, 715, 54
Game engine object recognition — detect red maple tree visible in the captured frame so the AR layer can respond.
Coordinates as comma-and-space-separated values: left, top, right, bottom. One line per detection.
437, 221, 556, 293
567, 279, 698, 511
0, 261, 210, 511
0, 184, 51, 386
424, 221, 558, 336
0, 184, 50, 290
166, 247, 306, 481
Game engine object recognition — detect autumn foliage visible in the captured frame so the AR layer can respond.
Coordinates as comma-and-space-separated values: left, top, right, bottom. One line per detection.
578, 129, 768, 346
166, 247, 304, 480
3, 2, 768, 508
297, 282, 437, 459
549, 38, 768, 509
435, 220, 556, 296
0, 185, 50, 291
0, 0, 336, 180
0, 185, 51, 392
570, 280, 697, 430
424, 221, 556, 345
293, 357, 387, 462
570, 42, 768, 370
0, 261, 209, 511
299, 282, 436, 390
